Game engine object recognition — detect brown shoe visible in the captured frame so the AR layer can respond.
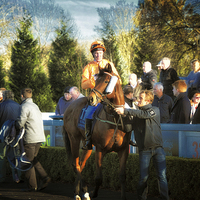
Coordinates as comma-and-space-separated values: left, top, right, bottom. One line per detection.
129, 140, 137, 147
21, 188, 37, 192
38, 176, 51, 191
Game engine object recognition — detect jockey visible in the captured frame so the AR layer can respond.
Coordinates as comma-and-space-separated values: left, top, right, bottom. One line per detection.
81, 41, 120, 89
81, 40, 121, 150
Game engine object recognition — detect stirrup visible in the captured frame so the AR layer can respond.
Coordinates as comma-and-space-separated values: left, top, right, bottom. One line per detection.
82, 142, 93, 150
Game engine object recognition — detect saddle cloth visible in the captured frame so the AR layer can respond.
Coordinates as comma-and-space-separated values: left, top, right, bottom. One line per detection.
78, 104, 102, 130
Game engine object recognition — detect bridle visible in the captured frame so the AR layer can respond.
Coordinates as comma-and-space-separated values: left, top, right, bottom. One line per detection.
90, 72, 124, 109
90, 72, 125, 134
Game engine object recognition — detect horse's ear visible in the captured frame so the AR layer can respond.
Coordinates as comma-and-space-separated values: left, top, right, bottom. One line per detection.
104, 63, 113, 74
99, 68, 104, 76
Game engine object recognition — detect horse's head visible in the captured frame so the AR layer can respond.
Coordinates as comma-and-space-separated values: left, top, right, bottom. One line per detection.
88, 63, 124, 107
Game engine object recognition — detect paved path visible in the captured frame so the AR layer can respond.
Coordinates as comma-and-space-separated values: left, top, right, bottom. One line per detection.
0, 176, 160, 200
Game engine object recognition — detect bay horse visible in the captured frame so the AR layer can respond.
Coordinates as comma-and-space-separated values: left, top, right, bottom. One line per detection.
62, 64, 131, 200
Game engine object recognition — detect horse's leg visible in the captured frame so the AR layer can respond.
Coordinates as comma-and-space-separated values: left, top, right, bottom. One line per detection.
117, 145, 129, 200
92, 150, 103, 198
70, 138, 83, 200
79, 149, 93, 200
80, 149, 93, 172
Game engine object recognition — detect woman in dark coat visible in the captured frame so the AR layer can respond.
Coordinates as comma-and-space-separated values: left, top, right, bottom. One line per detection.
192, 103, 200, 124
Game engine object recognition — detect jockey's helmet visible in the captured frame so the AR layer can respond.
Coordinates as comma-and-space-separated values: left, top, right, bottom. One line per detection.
90, 41, 106, 53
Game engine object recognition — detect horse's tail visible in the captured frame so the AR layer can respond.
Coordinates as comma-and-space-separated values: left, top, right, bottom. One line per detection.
62, 125, 72, 163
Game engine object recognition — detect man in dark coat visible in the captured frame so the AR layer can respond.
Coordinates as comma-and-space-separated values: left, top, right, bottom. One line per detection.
55, 86, 73, 115
139, 61, 157, 91
123, 85, 138, 109
0, 91, 20, 128
0, 90, 21, 183
152, 82, 173, 123
159, 57, 179, 100
170, 80, 191, 123
128, 73, 142, 102
115, 90, 169, 200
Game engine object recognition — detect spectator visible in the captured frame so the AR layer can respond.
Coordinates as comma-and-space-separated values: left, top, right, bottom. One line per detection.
128, 73, 142, 103
185, 59, 196, 87
159, 57, 179, 100
69, 86, 85, 100
170, 80, 191, 124
123, 85, 137, 146
156, 60, 162, 72
189, 59, 200, 98
123, 85, 137, 109
152, 82, 173, 123
55, 86, 73, 115
139, 61, 157, 91
0, 90, 21, 183
15, 88, 51, 192
192, 103, 200, 124
0, 88, 6, 103
190, 90, 200, 120
115, 90, 169, 200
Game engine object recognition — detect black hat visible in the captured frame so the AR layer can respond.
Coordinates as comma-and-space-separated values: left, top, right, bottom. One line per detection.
64, 86, 71, 93
189, 89, 200, 100
123, 85, 133, 95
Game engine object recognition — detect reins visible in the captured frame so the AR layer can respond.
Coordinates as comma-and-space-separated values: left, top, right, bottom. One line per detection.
91, 88, 106, 103
94, 99, 124, 144
91, 88, 124, 110
91, 71, 125, 143
95, 111, 124, 144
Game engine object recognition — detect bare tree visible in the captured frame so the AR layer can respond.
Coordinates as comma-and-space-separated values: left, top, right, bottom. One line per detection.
0, 1, 23, 48
0, 0, 77, 47
95, 0, 137, 35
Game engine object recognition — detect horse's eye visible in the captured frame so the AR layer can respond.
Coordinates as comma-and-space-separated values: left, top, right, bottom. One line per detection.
105, 81, 109, 83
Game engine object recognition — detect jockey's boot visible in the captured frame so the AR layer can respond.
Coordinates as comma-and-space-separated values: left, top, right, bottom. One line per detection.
129, 139, 137, 147
82, 119, 93, 150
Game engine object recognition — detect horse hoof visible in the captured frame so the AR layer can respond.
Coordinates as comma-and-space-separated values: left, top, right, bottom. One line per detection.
82, 192, 91, 200
74, 195, 81, 200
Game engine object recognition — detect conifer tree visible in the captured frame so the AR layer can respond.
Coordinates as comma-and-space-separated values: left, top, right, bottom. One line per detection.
48, 21, 85, 102
0, 58, 6, 88
9, 15, 55, 111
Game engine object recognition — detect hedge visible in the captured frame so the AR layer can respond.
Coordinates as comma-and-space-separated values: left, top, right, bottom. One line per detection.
8, 147, 200, 200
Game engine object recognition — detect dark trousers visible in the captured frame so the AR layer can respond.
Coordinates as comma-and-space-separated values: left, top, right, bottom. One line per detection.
24, 143, 47, 189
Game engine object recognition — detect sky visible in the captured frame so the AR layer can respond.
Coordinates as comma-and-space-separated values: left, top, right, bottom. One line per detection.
55, 0, 138, 42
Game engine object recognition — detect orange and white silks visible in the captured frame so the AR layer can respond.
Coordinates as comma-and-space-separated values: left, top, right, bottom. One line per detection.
81, 59, 121, 89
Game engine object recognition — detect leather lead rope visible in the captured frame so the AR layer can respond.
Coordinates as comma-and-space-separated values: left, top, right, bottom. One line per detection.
112, 116, 120, 141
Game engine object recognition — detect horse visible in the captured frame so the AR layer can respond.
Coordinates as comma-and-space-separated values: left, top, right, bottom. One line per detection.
62, 64, 131, 200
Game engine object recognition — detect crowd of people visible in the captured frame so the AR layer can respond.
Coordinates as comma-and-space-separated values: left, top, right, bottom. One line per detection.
0, 39, 199, 199
124, 58, 200, 125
